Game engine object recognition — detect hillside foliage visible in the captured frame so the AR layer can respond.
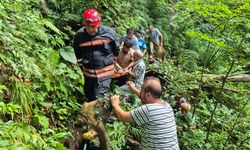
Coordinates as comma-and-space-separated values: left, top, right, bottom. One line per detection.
0, 0, 249, 149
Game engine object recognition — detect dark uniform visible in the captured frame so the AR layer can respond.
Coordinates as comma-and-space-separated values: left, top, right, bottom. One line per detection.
74, 26, 119, 101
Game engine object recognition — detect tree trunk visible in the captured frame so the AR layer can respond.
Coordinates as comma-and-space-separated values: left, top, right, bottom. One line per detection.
201, 84, 250, 93
203, 73, 250, 82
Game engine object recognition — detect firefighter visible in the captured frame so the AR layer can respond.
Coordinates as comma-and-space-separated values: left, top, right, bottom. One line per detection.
74, 9, 120, 101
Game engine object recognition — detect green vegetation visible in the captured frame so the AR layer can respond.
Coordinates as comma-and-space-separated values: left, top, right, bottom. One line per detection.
0, 0, 249, 149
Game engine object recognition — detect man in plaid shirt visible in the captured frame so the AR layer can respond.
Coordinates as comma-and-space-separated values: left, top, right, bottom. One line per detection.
121, 50, 146, 93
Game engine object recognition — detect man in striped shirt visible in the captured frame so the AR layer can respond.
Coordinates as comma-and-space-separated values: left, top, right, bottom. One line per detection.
111, 77, 179, 150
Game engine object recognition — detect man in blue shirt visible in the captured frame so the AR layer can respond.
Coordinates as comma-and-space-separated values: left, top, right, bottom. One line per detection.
135, 30, 147, 56
119, 28, 140, 50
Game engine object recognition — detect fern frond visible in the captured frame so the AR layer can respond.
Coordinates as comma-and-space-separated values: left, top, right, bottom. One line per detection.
47, 0, 60, 9
41, 19, 61, 35
30, 26, 48, 44
180, 49, 199, 59
29, 61, 43, 78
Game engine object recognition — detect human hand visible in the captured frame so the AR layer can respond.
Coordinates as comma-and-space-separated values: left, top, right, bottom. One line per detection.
124, 69, 131, 75
148, 55, 154, 62
127, 81, 136, 89
110, 95, 120, 107
77, 59, 83, 66
123, 68, 128, 72
118, 69, 125, 75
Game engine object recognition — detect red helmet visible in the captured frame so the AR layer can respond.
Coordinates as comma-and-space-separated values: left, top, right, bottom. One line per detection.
83, 9, 101, 26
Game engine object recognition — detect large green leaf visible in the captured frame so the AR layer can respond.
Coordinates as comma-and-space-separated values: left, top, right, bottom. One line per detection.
59, 46, 77, 64
33, 109, 49, 128
0, 85, 8, 91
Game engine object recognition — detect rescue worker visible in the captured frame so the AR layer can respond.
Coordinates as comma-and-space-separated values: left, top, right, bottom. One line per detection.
74, 9, 120, 101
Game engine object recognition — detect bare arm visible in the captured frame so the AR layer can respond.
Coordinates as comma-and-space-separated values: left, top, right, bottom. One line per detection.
124, 61, 135, 71
127, 81, 140, 97
111, 95, 133, 123
119, 41, 124, 50
127, 70, 136, 78
159, 34, 163, 46
124, 50, 135, 70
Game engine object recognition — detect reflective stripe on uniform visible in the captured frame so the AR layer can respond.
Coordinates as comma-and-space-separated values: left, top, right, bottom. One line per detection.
79, 38, 112, 47
83, 64, 114, 78
82, 64, 114, 74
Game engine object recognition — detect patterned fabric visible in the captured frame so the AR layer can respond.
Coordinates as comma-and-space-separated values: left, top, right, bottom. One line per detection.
130, 59, 145, 89
131, 102, 179, 150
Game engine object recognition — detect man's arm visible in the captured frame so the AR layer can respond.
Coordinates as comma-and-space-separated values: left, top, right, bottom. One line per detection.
73, 33, 84, 66
118, 35, 125, 50
111, 95, 133, 123
142, 39, 147, 56
110, 30, 120, 57
159, 34, 163, 46
73, 33, 81, 60
127, 70, 136, 78
119, 41, 124, 50
128, 62, 145, 79
124, 49, 135, 70
132, 36, 140, 50
124, 61, 135, 71
127, 81, 140, 97
157, 29, 163, 46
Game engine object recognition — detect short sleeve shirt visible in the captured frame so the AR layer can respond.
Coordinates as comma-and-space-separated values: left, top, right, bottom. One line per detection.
138, 37, 147, 52
131, 102, 179, 150
119, 35, 140, 50
147, 28, 162, 45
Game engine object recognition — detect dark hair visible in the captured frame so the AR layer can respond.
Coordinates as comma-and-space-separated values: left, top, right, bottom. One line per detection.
126, 28, 134, 34
137, 30, 143, 35
124, 39, 132, 48
144, 77, 162, 99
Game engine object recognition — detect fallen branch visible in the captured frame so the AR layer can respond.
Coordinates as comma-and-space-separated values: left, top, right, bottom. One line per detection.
145, 69, 168, 85
201, 84, 250, 94
126, 137, 141, 147
77, 100, 111, 150
75, 94, 137, 150
203, 73, 250, 82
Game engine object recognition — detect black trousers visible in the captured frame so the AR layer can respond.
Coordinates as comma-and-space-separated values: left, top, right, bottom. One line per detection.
111, 74, 128, 86
84, 76, 112, 102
